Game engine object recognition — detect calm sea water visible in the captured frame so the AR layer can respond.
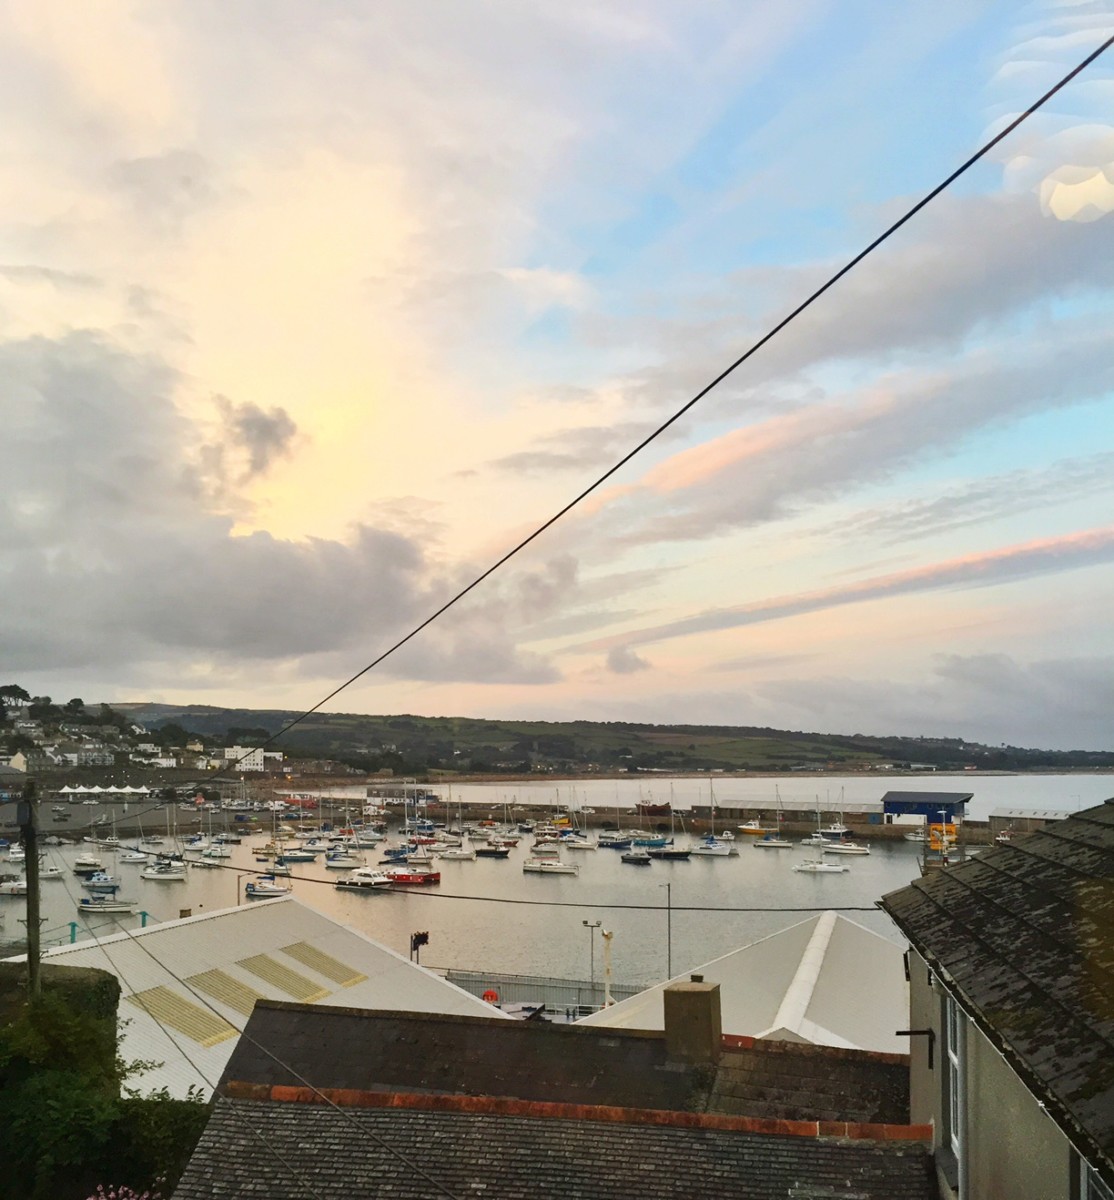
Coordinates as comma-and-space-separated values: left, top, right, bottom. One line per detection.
14, 772, 1110, 986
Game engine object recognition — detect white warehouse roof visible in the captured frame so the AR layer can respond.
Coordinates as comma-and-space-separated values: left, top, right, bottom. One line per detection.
10, 896, 508, 1097
578, 911, 908, 1054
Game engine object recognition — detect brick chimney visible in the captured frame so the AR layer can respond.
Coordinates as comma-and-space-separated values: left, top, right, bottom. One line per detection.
664, 975, 722, 1064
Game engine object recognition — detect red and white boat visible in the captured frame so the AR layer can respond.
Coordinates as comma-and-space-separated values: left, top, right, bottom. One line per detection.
383, 866, 441, 886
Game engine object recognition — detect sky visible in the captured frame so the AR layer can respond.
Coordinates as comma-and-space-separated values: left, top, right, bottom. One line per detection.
2, 1, 1113, 750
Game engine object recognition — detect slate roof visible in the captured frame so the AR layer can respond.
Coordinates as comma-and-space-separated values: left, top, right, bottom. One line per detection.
173, 1097, 938, 1200
220, 1000, 911, 1124
881, 798, 1114, 1178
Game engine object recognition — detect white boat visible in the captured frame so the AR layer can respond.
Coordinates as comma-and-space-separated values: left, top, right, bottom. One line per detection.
245, 875, 291, 899
82, 872, 123, 892
119, 850, 149, 863
0, 880, 28, 895
522, 857, 579, 875
621, 848, 652, 865
690, 836, 734, 857
39, 865, 65, 879
334, 866, 392, 891
437, 846, 477, 861
822, 841, 870, 855
903, 828, 927, 843
7, 846, 26, 863
563, 837, 598, 850
202, 845, 233, 859
324, 851, 364, 869
751, 835, 793, 849
73, 853, 105, 875
140, 861, 187, 881
793, 859, 849, 874
190, 859, 224, 869
79, 895, 136, 914
737, 819, 773, 836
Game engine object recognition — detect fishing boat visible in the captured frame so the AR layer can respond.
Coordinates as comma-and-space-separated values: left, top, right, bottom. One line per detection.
737, 818, 774, 836
598, 833, 632, 850
632, 835, 669, 848
79, 894, 136, 914
522, 857, 578, 875
245, 875, 291, 899
752, 834, 793, 849
475, 844, 511, 859
334, 866, 392, 891
383, 865, 441, 886
620, 848, 652, 866
793, 859, 849, 874
82, 872, 123, 892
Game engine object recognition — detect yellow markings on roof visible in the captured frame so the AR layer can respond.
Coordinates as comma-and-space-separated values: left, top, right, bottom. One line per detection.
236, 954, 331, 1002
280, 942, 368, 987
187, 968, 266, 1017
125, 986, 237, 1047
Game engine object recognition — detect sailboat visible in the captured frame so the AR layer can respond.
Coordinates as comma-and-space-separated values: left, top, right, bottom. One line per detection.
752, 786, 793, 848
691, 782, 737, 855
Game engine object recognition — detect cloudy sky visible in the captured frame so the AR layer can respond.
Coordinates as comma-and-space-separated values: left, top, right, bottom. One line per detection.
3, 1, 1113, 749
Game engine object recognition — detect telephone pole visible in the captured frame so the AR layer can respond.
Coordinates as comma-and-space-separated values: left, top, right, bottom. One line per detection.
20, 780, 41, 1000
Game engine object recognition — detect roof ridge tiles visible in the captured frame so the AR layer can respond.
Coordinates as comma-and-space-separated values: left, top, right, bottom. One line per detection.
221, 1081, 934, 1144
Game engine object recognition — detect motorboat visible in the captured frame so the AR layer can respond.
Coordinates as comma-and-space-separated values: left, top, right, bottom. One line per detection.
690, 836, 734, 857
202, 845, 233, 859
82, 872, 123, 892
190, 859, 224, 869
620, 849, 652, 865
522, 857, 578, 875
563, 837, 598, 850
437, 846, 477, 861
0, 880, 28, 895
73, 854, 105, 876
277, 848, 316, 862
632, 836, 669, 848
334, 867, 393, 891
118, 850, 149, 863
383, 866, 441, 886
245, 875, 291, 899
475, 844, 511, 858
752, 835, 793, 849
39, 865, 65, 879
598, 833, 632, 850
793, 860, 849, 874
737, 819, 774, 836
822, 841, 870, 855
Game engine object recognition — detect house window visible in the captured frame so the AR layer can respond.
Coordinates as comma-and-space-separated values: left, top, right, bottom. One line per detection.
1081, 1162, 1114, 1200
944, 994, 965, 1161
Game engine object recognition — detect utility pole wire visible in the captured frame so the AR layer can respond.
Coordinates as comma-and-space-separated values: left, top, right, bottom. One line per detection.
220, 33, 1113, 771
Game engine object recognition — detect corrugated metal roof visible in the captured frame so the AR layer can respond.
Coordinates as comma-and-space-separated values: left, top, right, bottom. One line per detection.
989, 807, 1068, 820
126, 985, 237, 1048
280, 941, 367, 987
236, 953, 331, 1002
6, 896, 510, 1097
580, 912, 907, 1053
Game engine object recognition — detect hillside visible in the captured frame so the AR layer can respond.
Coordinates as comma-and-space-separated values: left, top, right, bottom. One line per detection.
111, 703, 1114, 776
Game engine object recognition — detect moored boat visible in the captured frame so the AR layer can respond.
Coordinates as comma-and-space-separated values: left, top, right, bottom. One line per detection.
383, 866, 441, 886
793, 859, 849, 874
620, 849, 652, 865
245, 875, 291, 899
334, 866, 392, 891
522, 857, 578, 875
821, 841, 870, 855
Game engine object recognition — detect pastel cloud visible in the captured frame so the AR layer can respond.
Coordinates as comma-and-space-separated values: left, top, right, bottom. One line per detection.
573, 526, 1114, 654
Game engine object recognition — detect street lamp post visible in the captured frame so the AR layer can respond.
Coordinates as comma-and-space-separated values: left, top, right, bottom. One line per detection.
582, 919, 601, 999
660, 882, 672, 980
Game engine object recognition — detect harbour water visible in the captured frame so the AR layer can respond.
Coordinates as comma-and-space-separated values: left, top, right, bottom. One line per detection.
8, 772, 1110, 988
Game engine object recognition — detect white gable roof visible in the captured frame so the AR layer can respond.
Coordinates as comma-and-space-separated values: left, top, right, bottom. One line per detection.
578, 911, 907, 1053
13, 897, 509, 1097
